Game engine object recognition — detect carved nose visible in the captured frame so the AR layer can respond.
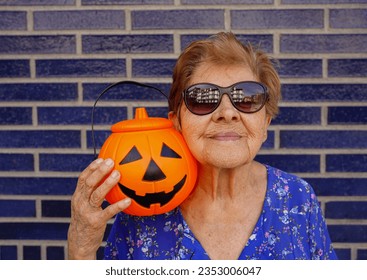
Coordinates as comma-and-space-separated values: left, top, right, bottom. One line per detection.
143, 159, 166, 181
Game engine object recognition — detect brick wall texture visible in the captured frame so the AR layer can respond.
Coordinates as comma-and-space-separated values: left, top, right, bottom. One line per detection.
0, 0, 366, 260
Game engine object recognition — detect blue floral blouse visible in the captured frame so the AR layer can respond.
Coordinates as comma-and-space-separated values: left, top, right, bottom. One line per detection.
104, 165, 337, 260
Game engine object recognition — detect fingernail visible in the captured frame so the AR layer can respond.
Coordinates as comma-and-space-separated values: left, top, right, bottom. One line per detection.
105, 158, 114, 167
95, 158, 103, 164
111, 170, 119, 178
124, 198, 131, 205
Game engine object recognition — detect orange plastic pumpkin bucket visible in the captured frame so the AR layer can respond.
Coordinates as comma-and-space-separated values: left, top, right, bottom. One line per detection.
98, 107, 197, 216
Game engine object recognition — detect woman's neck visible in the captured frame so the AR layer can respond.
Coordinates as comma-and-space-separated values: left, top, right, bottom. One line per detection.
182, 161, 266, 210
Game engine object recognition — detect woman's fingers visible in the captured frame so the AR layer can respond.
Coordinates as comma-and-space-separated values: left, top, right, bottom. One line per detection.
79, 158, 115, 198
89, 169, 133, 221
76, 159, 101, 188
89, 169, 120, 208
100, 198, 132, 223
83, 159, 133, 218
68, 158, 133, 259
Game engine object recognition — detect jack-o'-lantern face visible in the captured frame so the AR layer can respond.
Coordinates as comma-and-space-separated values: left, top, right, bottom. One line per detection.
118, 142, 187, 208
98, 108, 197, 216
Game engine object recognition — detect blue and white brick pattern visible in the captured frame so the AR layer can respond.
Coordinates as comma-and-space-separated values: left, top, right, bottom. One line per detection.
0, 0, 366, 260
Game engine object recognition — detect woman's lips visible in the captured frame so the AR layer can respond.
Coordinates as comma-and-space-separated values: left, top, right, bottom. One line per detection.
211, 132, 242, 141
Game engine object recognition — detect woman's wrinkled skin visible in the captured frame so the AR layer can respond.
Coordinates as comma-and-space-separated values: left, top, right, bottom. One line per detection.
67, 158, 131, 259
168, 64, 271, 259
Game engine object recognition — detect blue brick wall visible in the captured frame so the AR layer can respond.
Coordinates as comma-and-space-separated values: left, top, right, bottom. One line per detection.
82, 35, 174, 53
34, 10, 125, 30
231, 9, 324, 29
0, 1, 366, 260
0, 35, 76, 54
131, 10, 225, 29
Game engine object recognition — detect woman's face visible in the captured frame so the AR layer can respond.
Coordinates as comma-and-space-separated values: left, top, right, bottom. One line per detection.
172, 63, 271, 169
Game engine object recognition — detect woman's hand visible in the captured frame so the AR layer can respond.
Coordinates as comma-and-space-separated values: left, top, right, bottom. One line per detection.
67, 158, 131, 260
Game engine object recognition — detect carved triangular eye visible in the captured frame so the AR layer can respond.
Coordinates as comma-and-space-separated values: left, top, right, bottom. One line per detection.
119, 146, 142, 165
160, 143, 182, 159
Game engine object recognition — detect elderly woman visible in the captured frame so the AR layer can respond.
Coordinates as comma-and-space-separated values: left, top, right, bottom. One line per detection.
68, 32, 337, 260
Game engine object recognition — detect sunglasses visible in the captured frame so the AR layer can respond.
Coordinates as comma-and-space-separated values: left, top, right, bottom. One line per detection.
182, 81, 268, 115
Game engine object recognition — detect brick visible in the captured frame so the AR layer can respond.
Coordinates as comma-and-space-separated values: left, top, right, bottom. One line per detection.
326, 154, 367, 172
255, 154, 320, 173
37, 106, 127, 125
42, 200, 71, 218
329, 59, 367, 77
282, 84, 367, 102
328, 106, 367, 124
330, 9, 367, 28
23, 246, 41, 260
0, 35, 75, 54
0, 11, 26, 30
1, 0, 366, 261
39, 154, 94, 172
0, 130, 81, 148
82, 82, 170, 101
132, 59, 175, 77
34, 10, 125, 30
0, 83, 78, 101
0, 222, 68, 240
262, 131, 274, 149
47, 246, 65, 260
132, 10, 224, 30
325, 201, 367, 219
272, 107, 321, 125
0, 200, 36, 217
232, 9, 323, 29
0, 177, 77, 195
0, 0, 75, 5
180, 34, 274, 53
334, 249, 351, 260
280, 130, 367, 149
305, 178, 367, 196
87, 130, 111, 149
0, 246, 17, 260
328, 225, 367, 243
282, 0, 367, 3
0, 107, 32, 125
82, 0, 173, 4
82, 34, 173, 54
0, 153, 34, 171
182, 0, 272, 3
277, 59, 322, 78
143, 107, 169, 118
280, 34, 367, 53
357, 249, 367, 260
0, 60, 30, 78
103, 224, 113, 240
36, 59, 126, 78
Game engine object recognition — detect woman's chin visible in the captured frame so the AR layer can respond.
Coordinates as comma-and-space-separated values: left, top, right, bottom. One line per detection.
199, 151, 252, 169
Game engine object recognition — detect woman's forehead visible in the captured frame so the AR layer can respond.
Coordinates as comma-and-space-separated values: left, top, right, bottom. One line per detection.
188, 64, 256, 87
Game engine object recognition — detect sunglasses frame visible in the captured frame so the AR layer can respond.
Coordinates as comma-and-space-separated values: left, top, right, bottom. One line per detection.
182, 81, 268, 115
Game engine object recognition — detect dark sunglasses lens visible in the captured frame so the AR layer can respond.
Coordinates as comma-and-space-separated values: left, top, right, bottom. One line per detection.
185, 84, 220, 114
231, 82, 266, 112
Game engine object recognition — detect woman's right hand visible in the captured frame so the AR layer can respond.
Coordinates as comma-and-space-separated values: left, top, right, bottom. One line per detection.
67, 158, 131, 260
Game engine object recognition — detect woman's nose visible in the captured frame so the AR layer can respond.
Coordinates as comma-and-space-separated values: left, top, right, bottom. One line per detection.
212, 94, 240, 122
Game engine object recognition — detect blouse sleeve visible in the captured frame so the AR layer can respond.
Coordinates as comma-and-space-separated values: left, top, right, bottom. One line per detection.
104, 213, 130, 260
307, 184, 338, 260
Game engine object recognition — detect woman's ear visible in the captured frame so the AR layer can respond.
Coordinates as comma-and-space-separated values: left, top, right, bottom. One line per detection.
168, 111, 181, 131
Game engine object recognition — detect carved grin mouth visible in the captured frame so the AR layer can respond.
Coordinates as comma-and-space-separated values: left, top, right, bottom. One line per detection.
118, 175, 187, 208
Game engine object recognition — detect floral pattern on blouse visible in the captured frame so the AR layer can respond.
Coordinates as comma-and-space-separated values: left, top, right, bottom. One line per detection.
104, 165, 337, 260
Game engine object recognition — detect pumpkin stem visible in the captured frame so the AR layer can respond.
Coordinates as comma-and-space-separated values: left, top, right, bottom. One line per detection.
135, 107, 148, 119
